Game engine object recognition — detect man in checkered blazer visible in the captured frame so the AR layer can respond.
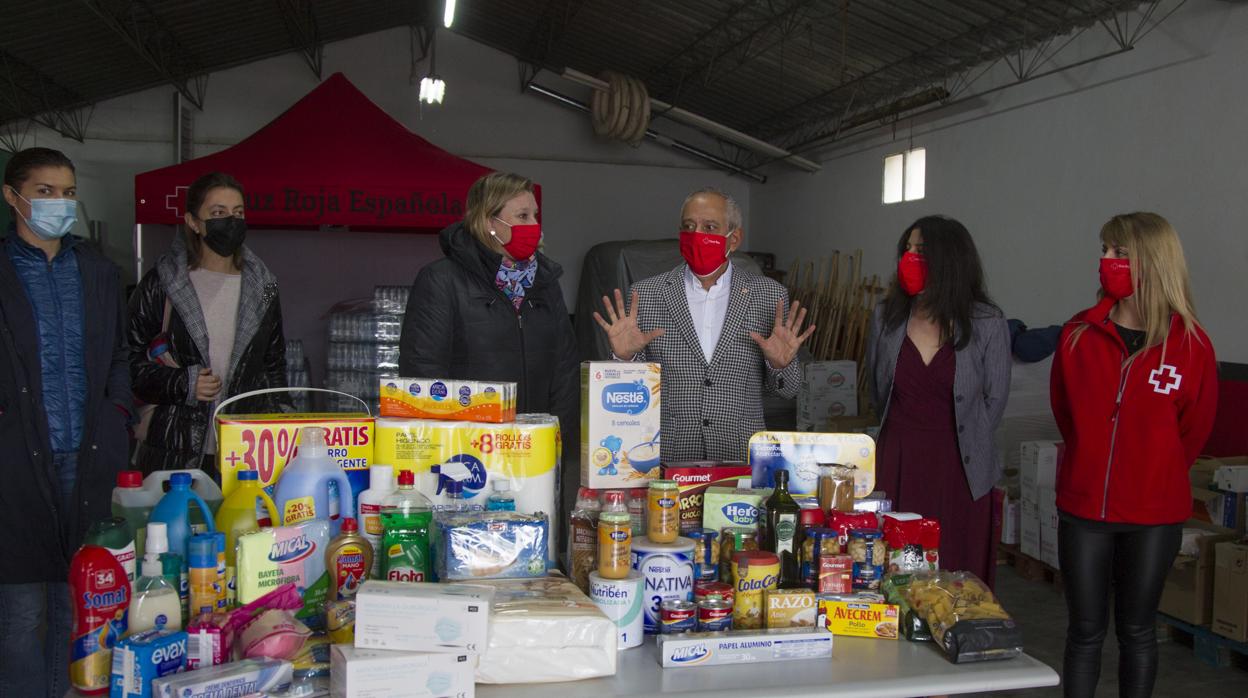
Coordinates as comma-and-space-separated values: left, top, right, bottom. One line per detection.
594, 188, 814, 463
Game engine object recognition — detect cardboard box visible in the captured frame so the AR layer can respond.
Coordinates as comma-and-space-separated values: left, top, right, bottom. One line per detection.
1212, 541, 1248, 643
702, 485, 770, 532
999, 488, 1021, 546
1216, 465, 1248, 494
1020, 441, 1060, 505
580, 362, 662, 489
1020, 500, 1040, 559
1038, 498, 1060, 570
765, 588, 818, 629
797, 361, 858, 431
817, 596, 900, 640
662, 462, 754, 535
330, 645, 476, 698
1191, 487, 1246, 534
355, 581, 493, 654
656, 628, 832, 667
216, 413, 374, 502
1158, 522, 1239, 626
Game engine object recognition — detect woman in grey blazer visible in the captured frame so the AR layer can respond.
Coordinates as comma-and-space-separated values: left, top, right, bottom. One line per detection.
865, 215, 1011, 586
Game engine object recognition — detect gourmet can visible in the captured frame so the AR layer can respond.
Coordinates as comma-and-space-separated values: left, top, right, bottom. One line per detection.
697, 595, 733, 632
632, 536, 696, 634
818, 553, 853, 595
731, 551, 780, 630
589, 571, 645, 650
694, 580, 735, 606
688, 528, 720, 581
660, 599, 696, 634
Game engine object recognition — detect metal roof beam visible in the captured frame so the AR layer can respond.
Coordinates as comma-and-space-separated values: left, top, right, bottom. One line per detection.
81, 0, 209, 109
0, 49, 92, 142
275, 0, 324, 80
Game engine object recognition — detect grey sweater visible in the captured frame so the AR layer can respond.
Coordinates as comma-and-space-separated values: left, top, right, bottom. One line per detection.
865, 302, 1012, 500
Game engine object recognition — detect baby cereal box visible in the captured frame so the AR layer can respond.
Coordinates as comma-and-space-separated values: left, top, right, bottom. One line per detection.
581, 362, 662, 489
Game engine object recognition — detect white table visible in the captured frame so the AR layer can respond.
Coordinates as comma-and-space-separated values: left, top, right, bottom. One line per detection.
476, 636, 1059, 698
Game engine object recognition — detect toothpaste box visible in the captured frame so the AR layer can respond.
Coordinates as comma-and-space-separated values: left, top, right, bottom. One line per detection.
581, 362, 662, 489
817, 594, 900, 640
331, 645, 477, 698
110, 628, 187, 698
656, 628, 832, 668
152, 658, 292, 698
235, 521, 330, 627
380, 378, 516, 423
355, 581, 493, 654
702, 486, 771, 532
663, 461, 754, 535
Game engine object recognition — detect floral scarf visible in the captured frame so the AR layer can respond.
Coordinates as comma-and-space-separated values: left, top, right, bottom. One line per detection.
494, 256, 537, 312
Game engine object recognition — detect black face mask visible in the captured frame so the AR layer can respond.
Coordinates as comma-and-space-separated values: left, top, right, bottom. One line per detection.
202, 216, 247, 257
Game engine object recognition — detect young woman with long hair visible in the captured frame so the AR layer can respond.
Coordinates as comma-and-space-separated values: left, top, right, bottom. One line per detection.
1052, 212, 1218, 698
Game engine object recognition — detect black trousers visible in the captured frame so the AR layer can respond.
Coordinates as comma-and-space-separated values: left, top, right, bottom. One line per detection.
1058, 515, 1182, 698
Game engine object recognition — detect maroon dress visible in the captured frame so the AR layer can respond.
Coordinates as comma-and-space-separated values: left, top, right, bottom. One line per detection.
876, 336, 996, 587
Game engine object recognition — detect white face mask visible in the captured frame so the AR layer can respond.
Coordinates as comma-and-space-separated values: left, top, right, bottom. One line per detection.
10, 188, 77, 240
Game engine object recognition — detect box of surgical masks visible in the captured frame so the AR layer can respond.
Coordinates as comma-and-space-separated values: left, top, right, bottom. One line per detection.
331, 645, 476, 698
354, 580, 493, 654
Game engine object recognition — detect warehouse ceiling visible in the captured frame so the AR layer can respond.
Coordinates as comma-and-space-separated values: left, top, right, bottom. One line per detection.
1, 1, 1178, 165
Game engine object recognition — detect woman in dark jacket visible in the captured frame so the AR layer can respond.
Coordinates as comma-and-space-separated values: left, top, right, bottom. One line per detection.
865, 215, 1011, 587
129, 172, 287, 477
399, 171, 579, 521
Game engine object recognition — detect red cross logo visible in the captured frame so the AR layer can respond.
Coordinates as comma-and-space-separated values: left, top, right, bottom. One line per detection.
1149, 364, 1182, 395
165, 186, 188, 216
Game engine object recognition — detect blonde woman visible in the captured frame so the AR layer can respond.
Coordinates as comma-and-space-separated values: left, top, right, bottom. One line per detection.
398, 172, 578, 514
1051, 212, 1218, 698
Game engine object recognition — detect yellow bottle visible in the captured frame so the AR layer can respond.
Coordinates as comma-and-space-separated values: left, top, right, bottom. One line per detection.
216, 470, 279, 605
326, 517, 373, 601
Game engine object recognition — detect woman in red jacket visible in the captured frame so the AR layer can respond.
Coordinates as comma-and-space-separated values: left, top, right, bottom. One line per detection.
1051, 212, 1218, 698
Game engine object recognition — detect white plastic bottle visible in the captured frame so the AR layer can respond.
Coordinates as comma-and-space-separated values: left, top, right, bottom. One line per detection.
129, 523, 183, 635
357, 465, 395, 578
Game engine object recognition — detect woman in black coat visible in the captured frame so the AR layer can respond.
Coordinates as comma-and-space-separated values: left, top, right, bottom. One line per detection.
399, 172, 579, 521
128, 172, 287, 478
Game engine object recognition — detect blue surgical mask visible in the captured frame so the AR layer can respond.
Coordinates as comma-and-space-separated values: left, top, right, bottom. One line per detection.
12, 189, 77, 240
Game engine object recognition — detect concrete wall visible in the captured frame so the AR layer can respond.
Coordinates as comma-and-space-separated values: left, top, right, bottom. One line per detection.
750, 0, 1248, 362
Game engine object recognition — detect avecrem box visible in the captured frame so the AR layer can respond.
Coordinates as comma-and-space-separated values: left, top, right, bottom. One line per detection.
581, 362, 662, 489
656, 628, 832, 668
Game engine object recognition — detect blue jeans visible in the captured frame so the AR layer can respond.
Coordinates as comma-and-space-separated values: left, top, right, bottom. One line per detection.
0, 452, 78, 696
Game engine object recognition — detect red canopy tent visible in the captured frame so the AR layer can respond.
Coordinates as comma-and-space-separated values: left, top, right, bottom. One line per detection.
134, 72, 509, 233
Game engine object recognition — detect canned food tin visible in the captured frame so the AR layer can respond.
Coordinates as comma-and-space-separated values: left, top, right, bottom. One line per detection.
660, 599, 697, 634
697, 595, 733, 632
688, 528, 720, 581
694, 580, 735, 606
819, 553, 853, 595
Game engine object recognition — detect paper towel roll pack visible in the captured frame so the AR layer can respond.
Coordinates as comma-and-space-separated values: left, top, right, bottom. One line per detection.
374, 415, 560, 560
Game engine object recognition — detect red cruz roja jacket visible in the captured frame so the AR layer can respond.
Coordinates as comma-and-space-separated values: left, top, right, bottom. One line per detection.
1050, 297, 1218, 525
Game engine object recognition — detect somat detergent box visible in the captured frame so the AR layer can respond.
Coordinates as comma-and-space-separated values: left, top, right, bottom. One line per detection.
581, 362, 662, 489
380, 377, 516, 423
217, 414, 374, 506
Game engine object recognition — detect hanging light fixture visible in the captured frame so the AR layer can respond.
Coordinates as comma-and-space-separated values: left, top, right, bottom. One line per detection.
419, 29, 446, 105
443, 0, 457, 28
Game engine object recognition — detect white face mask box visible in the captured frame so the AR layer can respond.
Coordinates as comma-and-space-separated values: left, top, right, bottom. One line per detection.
330, 645, 476, 698
581, 362, 662, 489
354, 581, 493, 654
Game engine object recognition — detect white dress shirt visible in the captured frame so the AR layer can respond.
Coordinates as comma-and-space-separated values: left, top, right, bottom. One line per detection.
683, 262, 733, 363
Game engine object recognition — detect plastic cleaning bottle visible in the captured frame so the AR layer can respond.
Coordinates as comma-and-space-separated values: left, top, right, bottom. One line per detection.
187, 535, 218, 617
129, 546, 182, 636
486, 480, 516, 512
149, 472, 217, 564
357, 465, 395, 578
83, 516, 136, 584
68, 545, 130, 694
274, 426, 354, 535
380, 470, 433, 583
213, 532, 227, 611
140, 470, 222, 534
326, 517, 373, 601
112, 471, 154, 560
216, 469, 279, 604
145, 522, 187, 619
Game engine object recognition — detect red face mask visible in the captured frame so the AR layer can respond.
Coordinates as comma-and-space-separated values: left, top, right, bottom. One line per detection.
492, 218, 541, 260
680, 231, 729, 277
897, 251, 928, 296
1099, 257, 1134, 299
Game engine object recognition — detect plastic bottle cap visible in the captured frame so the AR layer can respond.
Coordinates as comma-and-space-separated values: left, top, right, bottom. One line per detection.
397, 470, 415, 487
299, 426, 328, 457
340, 517, 358, 533
170, 472, 192, 488
117, 471, 142, 488
602, 490, 625, 505
145, 522, 170, 556
237, 470, 259, 482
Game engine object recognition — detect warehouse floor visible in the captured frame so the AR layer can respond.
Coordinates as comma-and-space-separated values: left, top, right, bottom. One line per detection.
987, 565, 1248, 697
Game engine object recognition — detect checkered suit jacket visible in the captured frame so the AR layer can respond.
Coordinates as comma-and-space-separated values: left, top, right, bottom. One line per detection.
630, 264, 801, 463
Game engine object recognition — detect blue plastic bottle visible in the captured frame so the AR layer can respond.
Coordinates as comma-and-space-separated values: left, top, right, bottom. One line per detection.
149, 472, 217, 563
274, 426, 354, 536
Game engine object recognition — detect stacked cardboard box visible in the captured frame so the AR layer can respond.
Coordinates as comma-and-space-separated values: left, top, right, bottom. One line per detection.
1019, 441, 1061, 568
1212, 540, 1248, 643
796, 361, 857, 431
